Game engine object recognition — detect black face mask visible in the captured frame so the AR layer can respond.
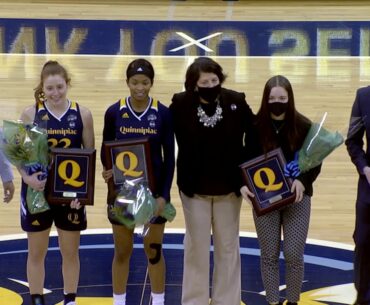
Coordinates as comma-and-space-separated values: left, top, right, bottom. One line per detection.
268, 102, 288, 116
197, 84, 221, 103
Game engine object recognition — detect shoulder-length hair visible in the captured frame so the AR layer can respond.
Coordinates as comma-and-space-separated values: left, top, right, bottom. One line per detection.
255, 75, 311, 153
184, 57, 226, 91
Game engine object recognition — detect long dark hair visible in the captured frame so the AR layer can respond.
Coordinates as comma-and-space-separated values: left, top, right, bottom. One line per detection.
255, 75, 311, 153
184, 57, 226, 91
34, 60, 71, 104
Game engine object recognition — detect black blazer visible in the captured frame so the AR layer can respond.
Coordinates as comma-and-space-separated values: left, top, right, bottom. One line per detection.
170, 87, 254, 197
346, 86, 370, 206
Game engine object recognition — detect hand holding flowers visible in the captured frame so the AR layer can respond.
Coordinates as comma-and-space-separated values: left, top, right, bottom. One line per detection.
284, 112, 345, 178
1, 120, 50, 214
110, 177, 176, 236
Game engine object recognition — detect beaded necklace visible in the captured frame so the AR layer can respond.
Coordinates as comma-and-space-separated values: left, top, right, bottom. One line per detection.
197, 99, 223, 128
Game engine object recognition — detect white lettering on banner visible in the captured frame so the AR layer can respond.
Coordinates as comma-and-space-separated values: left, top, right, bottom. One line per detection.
316, 28, 352, 56
269, 30, 310, 56
169, 32, 223, 52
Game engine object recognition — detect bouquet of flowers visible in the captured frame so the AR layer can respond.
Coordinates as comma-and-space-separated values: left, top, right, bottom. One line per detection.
110, 177, 176, 236
284, 112, 345, 178
1, 120, 50, 214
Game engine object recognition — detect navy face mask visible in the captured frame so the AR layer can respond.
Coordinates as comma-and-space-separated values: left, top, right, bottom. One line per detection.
268, 102, 288, 116
197, 84, 221, 103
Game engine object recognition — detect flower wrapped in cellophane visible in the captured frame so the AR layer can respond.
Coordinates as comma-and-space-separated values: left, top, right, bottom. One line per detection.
110, 177, 176, 236
284, 112, 347, 178
1, 120, 50, 214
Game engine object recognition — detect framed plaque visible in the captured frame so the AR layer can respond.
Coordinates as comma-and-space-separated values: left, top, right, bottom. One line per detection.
239, 147, 295, 216
46, 148, 96, 205
102, 138, 155, 197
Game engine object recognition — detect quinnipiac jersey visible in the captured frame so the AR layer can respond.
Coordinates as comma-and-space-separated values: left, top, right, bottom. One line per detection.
101, 96, 175, 206
20, 100, 86, 232
113, 97, 162, 141
34, 100, 83, 149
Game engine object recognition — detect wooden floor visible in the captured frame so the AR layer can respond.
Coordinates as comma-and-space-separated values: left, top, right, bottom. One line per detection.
1, 0, 370, 21
1, 0, 369, 245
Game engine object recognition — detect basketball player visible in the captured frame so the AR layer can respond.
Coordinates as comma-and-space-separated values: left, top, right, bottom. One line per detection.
19, 60, 95, 305
101, 58, 175, 305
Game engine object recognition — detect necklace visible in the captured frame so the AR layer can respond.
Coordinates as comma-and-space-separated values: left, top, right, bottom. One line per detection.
271, 120, 285, 134
197, 101, 223, 128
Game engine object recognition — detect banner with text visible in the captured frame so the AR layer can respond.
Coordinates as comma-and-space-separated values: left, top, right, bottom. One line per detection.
0, 19, 369, 56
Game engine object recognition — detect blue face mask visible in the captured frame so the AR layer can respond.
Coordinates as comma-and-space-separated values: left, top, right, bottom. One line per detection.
268, 102, 288, 116
197, 84, 221, 103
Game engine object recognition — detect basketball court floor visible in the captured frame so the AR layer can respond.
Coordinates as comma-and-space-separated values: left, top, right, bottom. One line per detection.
1, 1, 370, 304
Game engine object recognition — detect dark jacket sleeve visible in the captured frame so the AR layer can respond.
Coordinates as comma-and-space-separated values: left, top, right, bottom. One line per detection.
296, 163, 321, 195
169, 92, 195, 196
159, 105, 175, 202
237, 93, 256, 189
243, 115, 259, 161
345, 87, 369, 176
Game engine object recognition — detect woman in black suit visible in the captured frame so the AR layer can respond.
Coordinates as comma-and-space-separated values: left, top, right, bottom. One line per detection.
346, 86, 370, 305
170, 57, 254, 305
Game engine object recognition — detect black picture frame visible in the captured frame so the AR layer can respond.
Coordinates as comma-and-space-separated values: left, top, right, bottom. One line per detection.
102, 138, 154, 198
46, 148, 96, 205
239, 147, 296, 216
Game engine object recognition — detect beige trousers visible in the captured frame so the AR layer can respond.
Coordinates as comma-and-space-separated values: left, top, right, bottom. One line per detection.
180, 192, 242, 305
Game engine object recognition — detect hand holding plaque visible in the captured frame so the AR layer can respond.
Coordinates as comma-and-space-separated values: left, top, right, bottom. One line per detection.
239, 147, 295, 216
46, 148, 96, 205
102, 138, 155, 202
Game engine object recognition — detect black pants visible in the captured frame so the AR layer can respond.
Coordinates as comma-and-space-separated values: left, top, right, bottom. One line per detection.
354, 178, 370, 305
354, 201, 370, 305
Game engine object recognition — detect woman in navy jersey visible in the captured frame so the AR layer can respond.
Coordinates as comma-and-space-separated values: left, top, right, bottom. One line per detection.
101, 58, 175, 305
19, 60, 95, 305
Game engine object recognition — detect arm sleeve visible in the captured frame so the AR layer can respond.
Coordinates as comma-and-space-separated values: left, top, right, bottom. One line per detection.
100, 104, 117, 167
159, 107, 175, 202
345, 89, 368, 175
243, 108, 259, 160
239, 94, 257, 189
0, 149, 14, 183
0, 128, 14, 183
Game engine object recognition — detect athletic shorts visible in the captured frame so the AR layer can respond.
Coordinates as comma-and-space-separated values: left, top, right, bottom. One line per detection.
21, 203, 87, 232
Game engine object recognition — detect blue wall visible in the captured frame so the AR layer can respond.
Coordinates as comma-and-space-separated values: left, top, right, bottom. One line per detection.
1, 19, 369, 56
